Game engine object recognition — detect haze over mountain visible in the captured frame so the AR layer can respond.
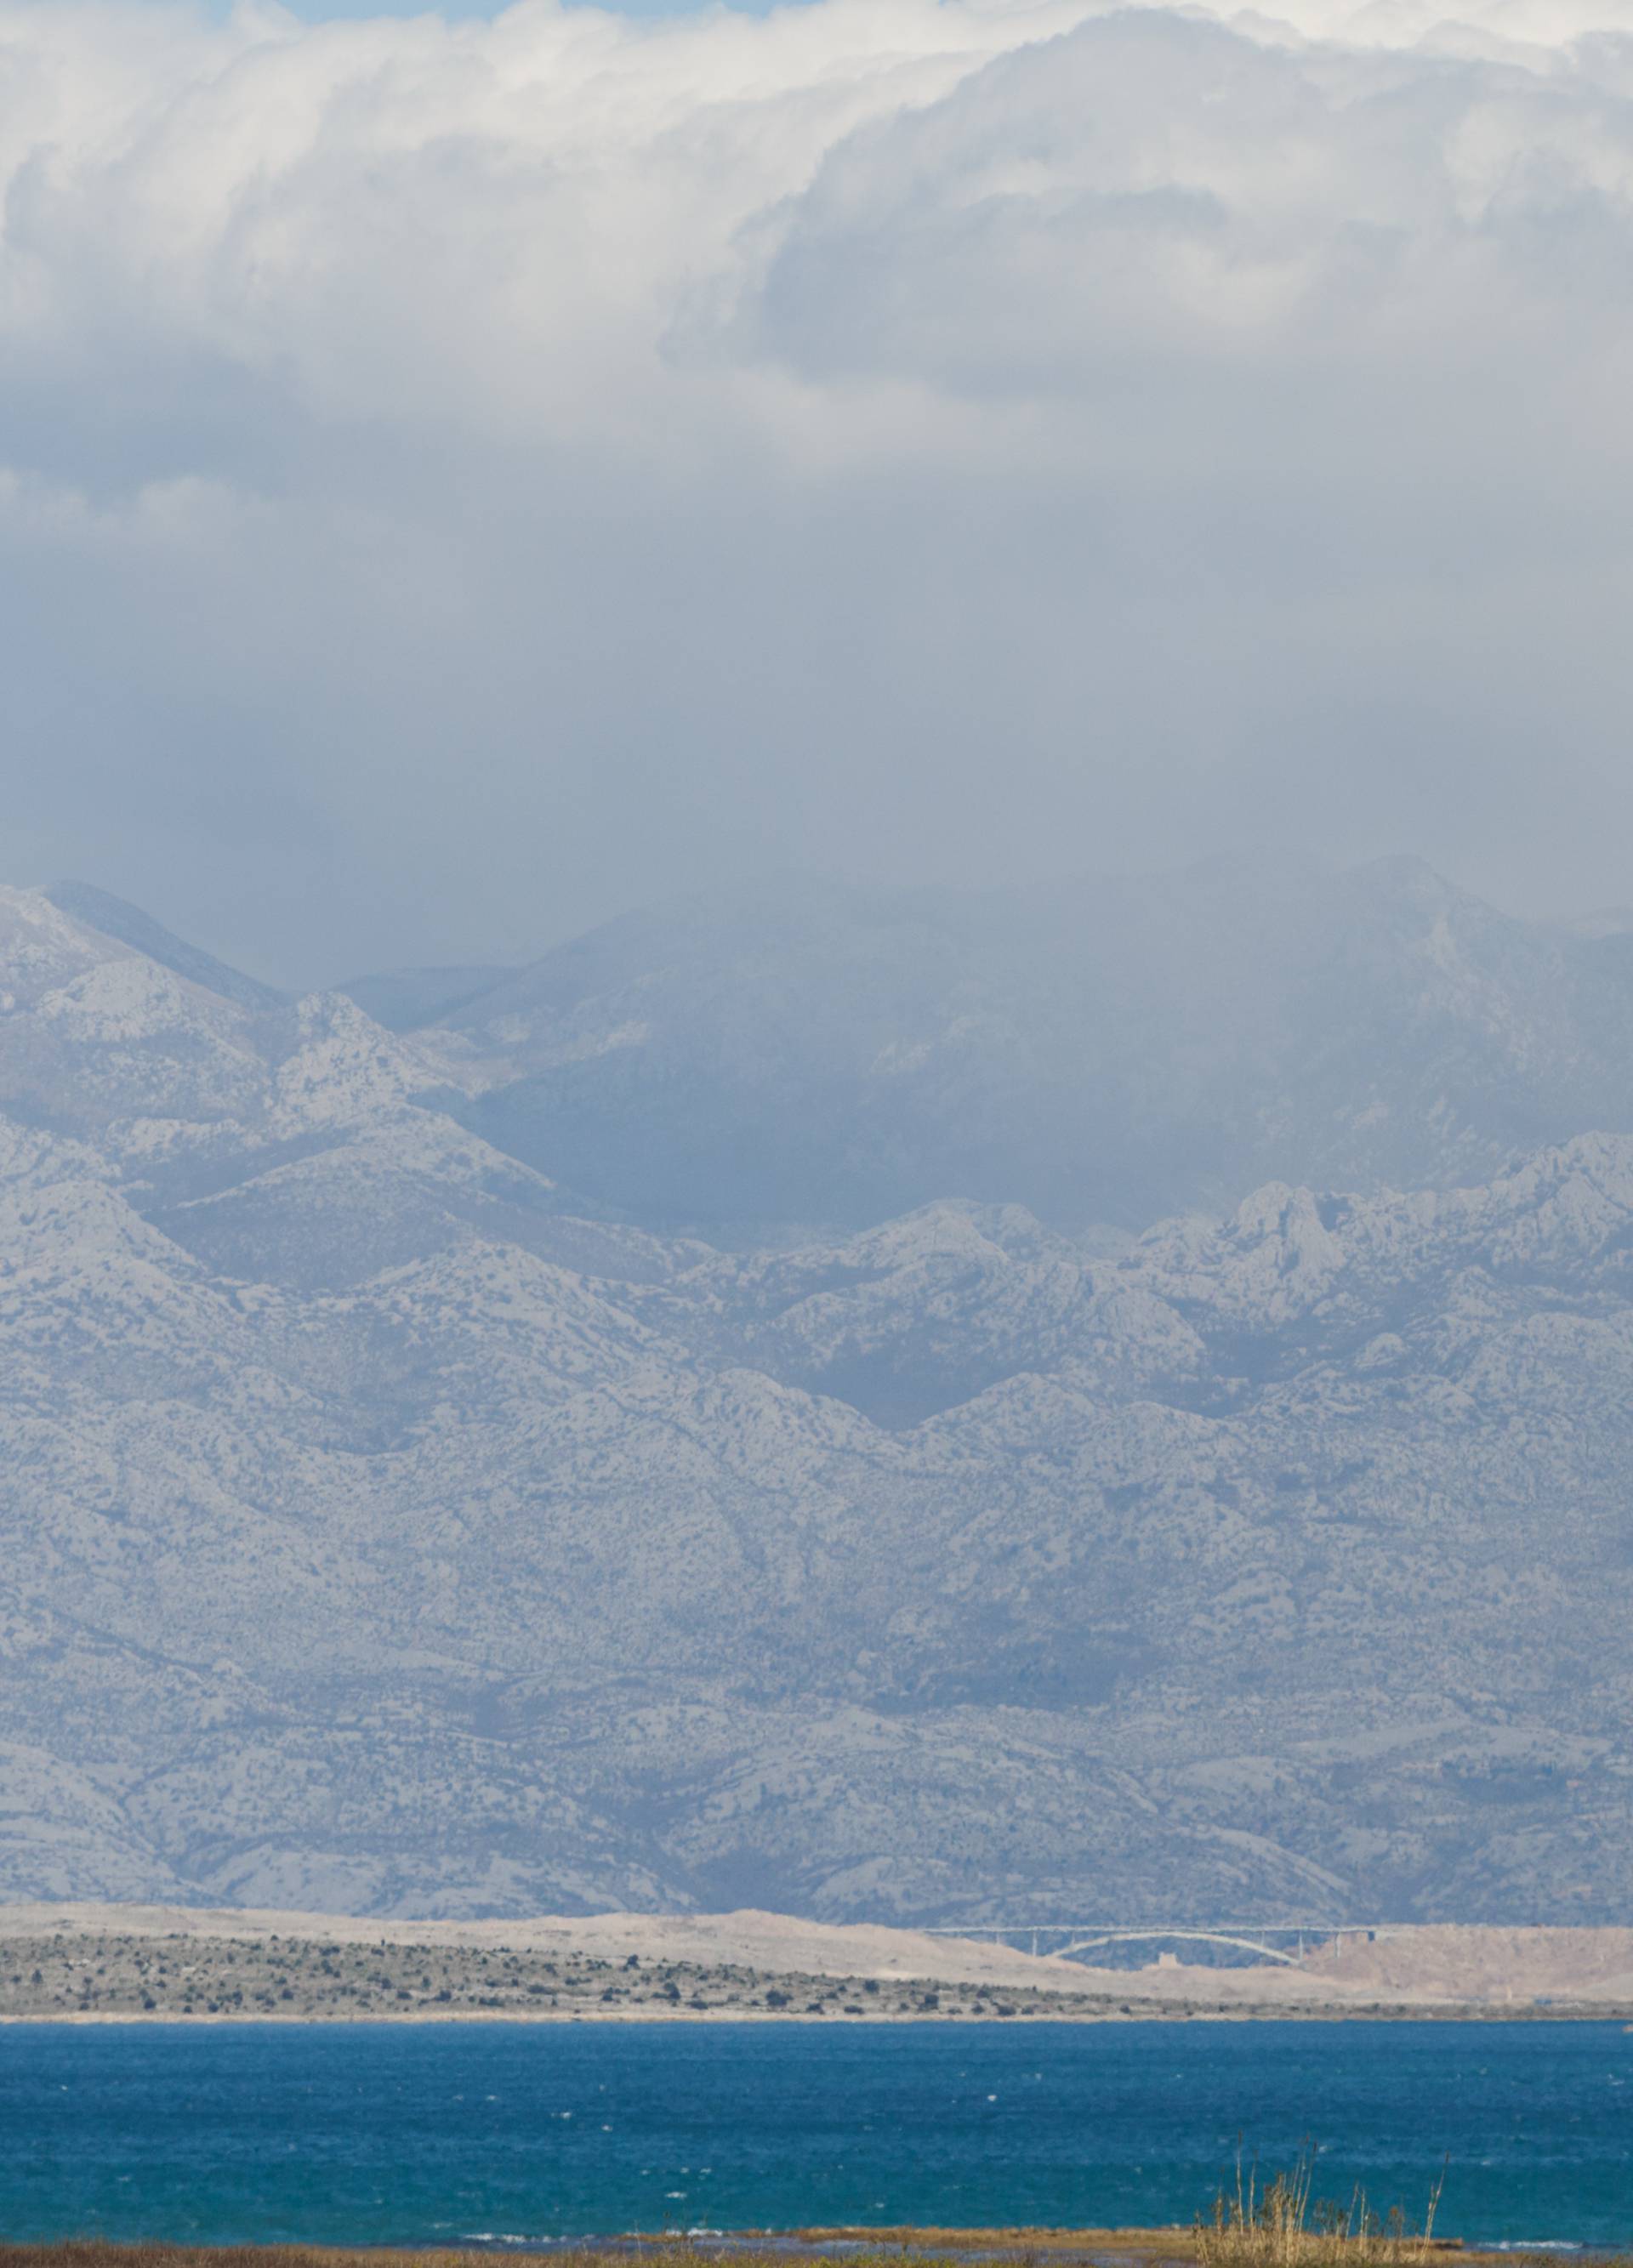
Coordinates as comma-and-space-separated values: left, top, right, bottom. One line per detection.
2, 861, 1631, 1921
346, 856, 1633, 1236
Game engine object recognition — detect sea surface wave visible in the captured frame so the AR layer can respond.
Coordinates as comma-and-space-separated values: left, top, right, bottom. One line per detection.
0, 2020, 1626, 2249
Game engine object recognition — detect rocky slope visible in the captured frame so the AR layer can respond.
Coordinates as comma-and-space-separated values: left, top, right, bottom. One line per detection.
3, 877, 1632, 1922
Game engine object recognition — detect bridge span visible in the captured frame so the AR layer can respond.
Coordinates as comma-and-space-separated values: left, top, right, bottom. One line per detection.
922, 1922, 1399, 1966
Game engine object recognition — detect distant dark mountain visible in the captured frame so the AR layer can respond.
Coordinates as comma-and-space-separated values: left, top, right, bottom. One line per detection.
338, 964, 515, 1033
443, 857, 1633, 1234
45, 880, 286, 1014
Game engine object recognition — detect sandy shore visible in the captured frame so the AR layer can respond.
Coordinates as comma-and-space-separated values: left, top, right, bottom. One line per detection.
0, 1925, 1135, 2023
0, 1904, 1089, 1990
0, 1909, 1630, 2021
0, 2234, 1563, 2266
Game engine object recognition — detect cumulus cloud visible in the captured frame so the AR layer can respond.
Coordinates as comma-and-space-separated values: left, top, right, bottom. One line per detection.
3, 0, 1633, 978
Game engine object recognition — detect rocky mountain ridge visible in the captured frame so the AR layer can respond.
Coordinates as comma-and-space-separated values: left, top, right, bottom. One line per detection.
2, 875, 1630, 1921
362, 856, 1633, 1236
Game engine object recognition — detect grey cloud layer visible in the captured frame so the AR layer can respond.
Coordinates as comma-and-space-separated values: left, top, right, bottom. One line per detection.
4, 0, 1633, 977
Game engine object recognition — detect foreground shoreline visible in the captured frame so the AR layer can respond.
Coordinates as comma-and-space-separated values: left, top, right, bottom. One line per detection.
0, 2232, 1593, 2266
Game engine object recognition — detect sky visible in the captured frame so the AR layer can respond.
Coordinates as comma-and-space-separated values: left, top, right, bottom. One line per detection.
6, 0, 1633, 986
202, 2, 777, 17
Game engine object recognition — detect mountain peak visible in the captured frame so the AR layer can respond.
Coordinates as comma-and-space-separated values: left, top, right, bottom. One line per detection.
44, 881, 285, 1014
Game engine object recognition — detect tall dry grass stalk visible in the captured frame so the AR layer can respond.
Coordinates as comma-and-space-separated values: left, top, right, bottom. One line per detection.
1194, 2148, 1447, 2268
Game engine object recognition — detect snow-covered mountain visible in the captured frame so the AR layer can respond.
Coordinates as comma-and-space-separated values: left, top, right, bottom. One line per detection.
3, 873, 1633, 1921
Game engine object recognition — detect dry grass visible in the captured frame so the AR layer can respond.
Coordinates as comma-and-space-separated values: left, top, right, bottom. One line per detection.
0, 2240, 970, 2259
0, 2224, 1619, 2268
0, 2249, 799, 2268
0, 2248, 976, 2268
1193, 2152, 1448, 2268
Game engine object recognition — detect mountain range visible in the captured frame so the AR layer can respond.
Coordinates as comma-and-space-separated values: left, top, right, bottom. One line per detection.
3, 859, 1632, 1921
354, 856, 1633, 1237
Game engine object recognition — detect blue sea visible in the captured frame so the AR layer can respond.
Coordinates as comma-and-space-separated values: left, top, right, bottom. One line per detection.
0, 2021, 1628, 2251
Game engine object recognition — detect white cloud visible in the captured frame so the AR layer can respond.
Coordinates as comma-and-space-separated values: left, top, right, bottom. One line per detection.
3, 0, 1633, 977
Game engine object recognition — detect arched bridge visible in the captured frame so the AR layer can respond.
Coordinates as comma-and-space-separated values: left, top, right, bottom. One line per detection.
1055, 1928, 1303, 1964
923, 1921, 1392, 1966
